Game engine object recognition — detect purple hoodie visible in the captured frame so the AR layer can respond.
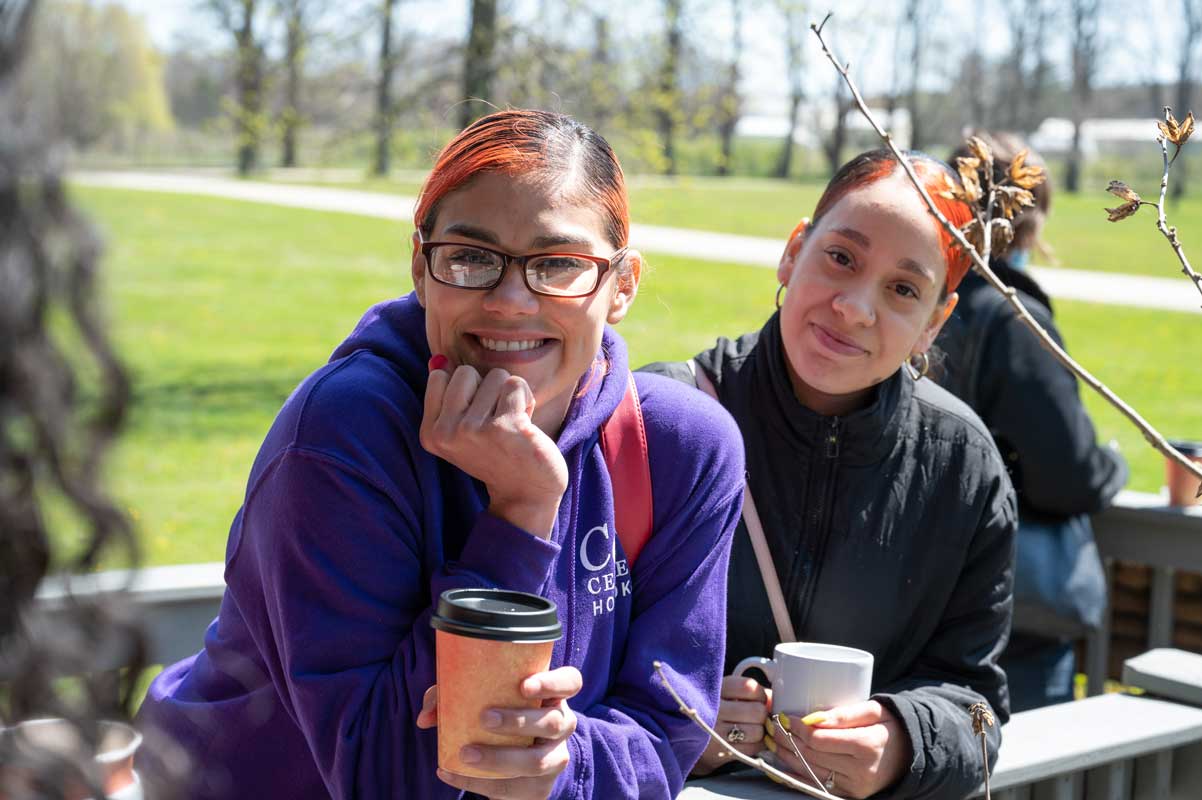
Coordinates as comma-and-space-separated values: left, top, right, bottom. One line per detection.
137, 293, 744, 799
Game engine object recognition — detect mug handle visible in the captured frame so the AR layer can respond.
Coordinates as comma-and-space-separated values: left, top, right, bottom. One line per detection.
733, 656, 777, 685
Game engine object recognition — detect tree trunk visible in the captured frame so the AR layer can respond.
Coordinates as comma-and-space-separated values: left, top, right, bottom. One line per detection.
968, 0, 987, 131
904, 0, 926, 151
775, 89, 801, 179
1171, 0, 1201, 201
373, 0, 397, 176
591, 14, 612, 129
1064, 0, 1100, 194
280, 3, 303, 168
717, 0, 741, 177
235, 0, 261, 176
824, 87, 849, 176
1065, 119, 1083, 193
774, 2, 802, 179
460, 0, 497, 129
656, 0, 683, 175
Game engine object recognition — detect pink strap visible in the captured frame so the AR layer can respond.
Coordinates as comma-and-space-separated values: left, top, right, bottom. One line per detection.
600, 372, 654, 566
689, 361, 797, 644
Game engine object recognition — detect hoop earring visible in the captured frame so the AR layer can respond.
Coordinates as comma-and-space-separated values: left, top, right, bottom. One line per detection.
907, 351, 930, 380
775, 284, 786, 310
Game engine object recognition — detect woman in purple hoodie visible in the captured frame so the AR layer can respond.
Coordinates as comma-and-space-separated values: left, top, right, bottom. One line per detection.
136, 110, 745, 799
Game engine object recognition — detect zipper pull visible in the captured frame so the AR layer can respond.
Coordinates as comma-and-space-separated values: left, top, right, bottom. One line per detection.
826, 418, 840, 458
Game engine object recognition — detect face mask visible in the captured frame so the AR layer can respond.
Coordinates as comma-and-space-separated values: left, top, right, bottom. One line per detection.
1008, 249, 1030, 271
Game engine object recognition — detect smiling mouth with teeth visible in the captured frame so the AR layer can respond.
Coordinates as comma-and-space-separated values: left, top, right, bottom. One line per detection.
477, 336, 549, 352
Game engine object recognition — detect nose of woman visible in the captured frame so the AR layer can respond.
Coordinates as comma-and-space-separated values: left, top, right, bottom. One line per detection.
482, 260, 541, 315
831, 286, 876, 327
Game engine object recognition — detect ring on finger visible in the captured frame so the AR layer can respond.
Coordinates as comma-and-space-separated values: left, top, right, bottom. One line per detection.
726, 724, 747, 744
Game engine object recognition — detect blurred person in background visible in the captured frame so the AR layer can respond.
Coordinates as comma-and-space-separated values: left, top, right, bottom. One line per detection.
936, 131, 1128, 712
0, 1, 177, 797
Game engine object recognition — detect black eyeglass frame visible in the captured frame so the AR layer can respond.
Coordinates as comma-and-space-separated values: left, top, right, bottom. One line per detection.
418, 236, 629, 298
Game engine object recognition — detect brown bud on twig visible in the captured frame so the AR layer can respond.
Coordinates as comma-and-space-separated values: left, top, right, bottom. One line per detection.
937, 173, 960, 201
989, 219, 1014, 253
969, 702, 996, 735
1107, 180, 1142, 204
995, 186, 1036, 220
1158, 110, 1195, 147
1008, 150, 1045, 190
1106, 200, 1141, 222
961, 219, 984, 255
966, 136, 994, 178
956, 157, 983, 203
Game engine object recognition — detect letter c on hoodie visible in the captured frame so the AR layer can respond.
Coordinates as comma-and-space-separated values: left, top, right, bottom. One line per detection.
580, 523, 612, 572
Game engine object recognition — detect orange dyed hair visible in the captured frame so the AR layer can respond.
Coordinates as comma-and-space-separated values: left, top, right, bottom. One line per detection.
414, 109, 630, 250
804, 149, 975, 294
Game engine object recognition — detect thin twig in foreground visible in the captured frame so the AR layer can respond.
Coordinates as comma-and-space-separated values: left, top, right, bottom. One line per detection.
810, 15, 1202, 499
970, 703, 995, 800
653, 661, 840, 800
1153, 112, 1202, 307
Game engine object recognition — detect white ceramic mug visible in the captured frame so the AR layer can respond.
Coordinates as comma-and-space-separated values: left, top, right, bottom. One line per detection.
733, 642, 874, 717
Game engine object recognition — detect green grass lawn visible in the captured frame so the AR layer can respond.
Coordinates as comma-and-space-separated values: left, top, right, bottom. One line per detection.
288, 172, 1202, 279
72, 186, 1201, 567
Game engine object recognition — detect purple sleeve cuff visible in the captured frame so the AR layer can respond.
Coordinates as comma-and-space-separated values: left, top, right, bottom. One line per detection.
441, 511, 561, 595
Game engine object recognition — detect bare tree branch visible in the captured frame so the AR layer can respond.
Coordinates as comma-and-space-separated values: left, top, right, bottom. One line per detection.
1153, 110, 1202, 305
653, 661, 840, 800
810, 16, 1202, 499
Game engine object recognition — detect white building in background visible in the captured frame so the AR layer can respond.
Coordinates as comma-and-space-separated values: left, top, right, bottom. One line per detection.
736, 107, 913, 149
1029, 117, 1164, 157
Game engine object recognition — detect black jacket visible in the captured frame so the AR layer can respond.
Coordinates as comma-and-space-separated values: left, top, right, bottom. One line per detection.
935, 267, 1127, 521
642, 314, 1016, 800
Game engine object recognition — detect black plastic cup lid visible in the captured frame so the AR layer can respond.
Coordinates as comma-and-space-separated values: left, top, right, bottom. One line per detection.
431, 588, 562, 643
1168, 439, 1202, 457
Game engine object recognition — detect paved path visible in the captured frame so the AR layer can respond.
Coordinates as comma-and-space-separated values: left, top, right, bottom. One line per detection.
73, 171, 1202, 315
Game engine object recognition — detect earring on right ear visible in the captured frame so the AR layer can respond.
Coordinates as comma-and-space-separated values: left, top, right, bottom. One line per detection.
907, 351, 931, 380
775, 284, 786, 310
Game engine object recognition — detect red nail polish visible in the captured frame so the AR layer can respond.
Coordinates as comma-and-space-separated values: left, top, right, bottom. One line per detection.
428, 354, 449, 372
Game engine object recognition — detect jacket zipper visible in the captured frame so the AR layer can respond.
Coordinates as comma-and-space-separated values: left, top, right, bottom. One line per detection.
785, 417, 841, 624
825, 418, 841, 459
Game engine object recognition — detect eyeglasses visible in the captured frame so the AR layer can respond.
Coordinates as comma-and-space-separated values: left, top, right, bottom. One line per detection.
419, 236, 628, 298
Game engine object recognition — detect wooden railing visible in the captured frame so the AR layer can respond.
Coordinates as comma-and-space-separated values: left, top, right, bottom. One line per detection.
1085, 490, 1202, 696
28, 492, 1202, 798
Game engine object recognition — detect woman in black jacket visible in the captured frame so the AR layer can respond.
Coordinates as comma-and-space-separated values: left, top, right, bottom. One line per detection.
936, 133, 1127, 712
643, 149, 1017, 799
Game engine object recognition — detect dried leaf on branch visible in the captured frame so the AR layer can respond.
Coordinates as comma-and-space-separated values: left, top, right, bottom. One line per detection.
966, 136, 994, 177
956, 157, 983, 203
1158, 110, 1195, 147
1008, 150, 1045, 190
1106, 201, 1141, 222
1106, 180, 1142, 204
961, 219, 984, 254
995, 186, 1035, 220
989, 219, 1014, 252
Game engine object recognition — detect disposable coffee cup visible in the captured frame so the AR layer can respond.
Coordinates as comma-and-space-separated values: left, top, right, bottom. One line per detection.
0, 718, 142, 800
431, 588, 562, 778
1166, 440, 1202, 507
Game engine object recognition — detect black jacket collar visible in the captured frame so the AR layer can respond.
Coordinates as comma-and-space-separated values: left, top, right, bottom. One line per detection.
698, 312, 911, 467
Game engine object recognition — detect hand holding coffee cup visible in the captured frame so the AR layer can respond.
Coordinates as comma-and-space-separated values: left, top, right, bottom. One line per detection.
425, 588, 579, 799
731, 643, 910, 798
